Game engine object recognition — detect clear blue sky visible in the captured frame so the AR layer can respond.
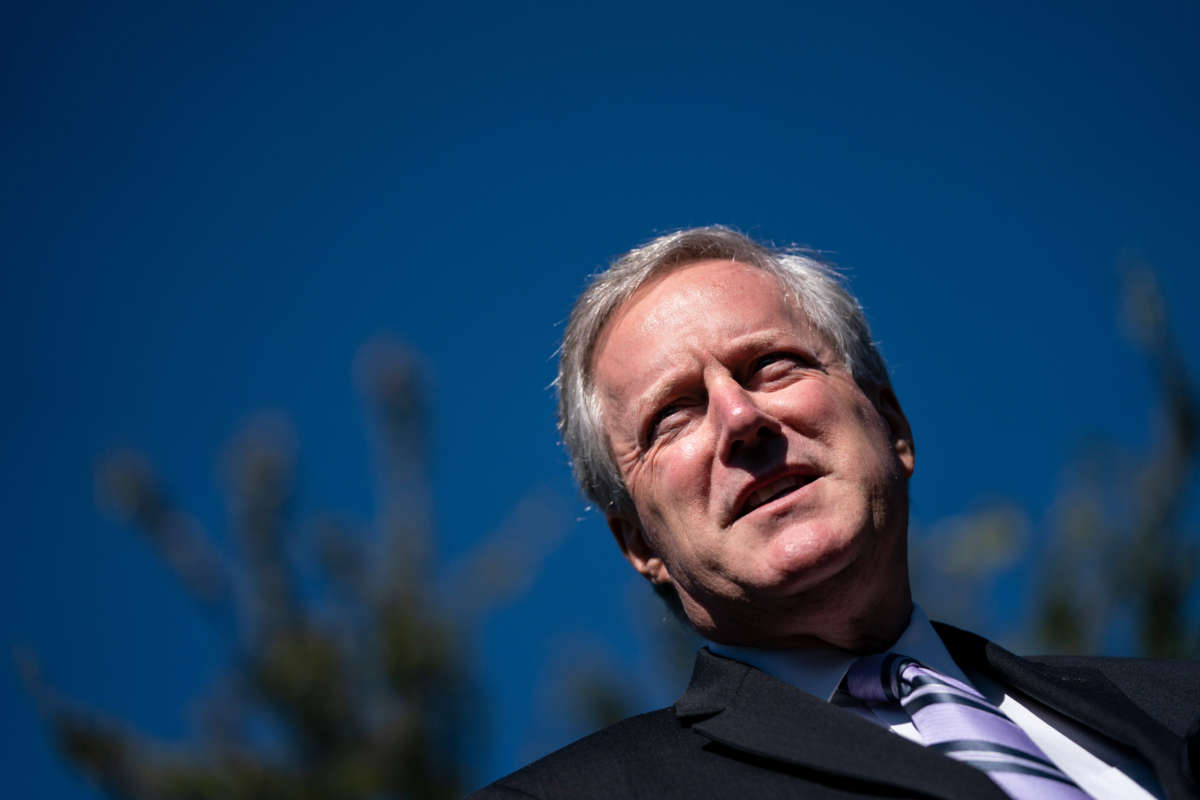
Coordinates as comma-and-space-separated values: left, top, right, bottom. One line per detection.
5, 1, 1198, 796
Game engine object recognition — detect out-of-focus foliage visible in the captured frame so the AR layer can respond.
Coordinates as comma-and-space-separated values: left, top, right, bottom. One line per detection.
551, 587, 699, 736
916, 265, 1199, 658
1035, 266, 1199, 657
23, 338, 564, 800
910, 505, 1031, 636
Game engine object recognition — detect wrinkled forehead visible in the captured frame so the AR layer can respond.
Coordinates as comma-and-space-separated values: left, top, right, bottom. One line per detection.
591, 261, 812, 372
588, 260, 824, 412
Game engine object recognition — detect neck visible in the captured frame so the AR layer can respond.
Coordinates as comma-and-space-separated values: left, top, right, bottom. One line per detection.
694, 582, 914, 653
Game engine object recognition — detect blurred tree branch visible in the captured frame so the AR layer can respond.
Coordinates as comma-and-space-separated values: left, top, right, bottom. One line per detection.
1035, 264, 1199, 657
25, 336, 567, 799
915, 263, 1199, 658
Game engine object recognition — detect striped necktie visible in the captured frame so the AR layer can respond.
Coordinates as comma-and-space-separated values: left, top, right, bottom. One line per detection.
845, 653, 1091, 799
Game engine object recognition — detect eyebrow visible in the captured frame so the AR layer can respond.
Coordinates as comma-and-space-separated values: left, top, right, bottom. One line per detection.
629, 329, 812, 423
634, 368, 693, 424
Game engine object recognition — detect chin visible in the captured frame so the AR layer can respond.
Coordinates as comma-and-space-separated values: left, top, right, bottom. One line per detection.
757, 521, 863, 596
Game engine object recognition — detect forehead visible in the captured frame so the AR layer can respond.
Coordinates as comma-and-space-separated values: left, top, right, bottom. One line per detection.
598, 258, 805, 350
591, 260, 813, 402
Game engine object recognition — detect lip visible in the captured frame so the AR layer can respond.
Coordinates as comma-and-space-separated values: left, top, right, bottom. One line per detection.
729, 466, 820, 524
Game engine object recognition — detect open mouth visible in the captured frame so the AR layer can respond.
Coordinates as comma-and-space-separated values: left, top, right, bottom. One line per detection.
736, 472, 817, 519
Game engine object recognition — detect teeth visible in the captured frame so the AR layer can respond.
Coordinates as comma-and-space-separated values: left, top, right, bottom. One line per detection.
743, 474, 810, 514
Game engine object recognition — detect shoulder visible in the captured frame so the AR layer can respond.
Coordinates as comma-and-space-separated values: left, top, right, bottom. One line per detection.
466, 708, 694, 800
1025, 654, 1200, 735
935, 621, 1200, 736
1027, 653, 1200, 688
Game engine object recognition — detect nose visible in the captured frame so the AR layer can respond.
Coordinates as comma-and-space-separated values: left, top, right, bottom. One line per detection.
710, 376, 780, 464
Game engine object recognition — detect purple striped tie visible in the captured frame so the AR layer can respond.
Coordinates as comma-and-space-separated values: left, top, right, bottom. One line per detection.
845, 653, 1091, 799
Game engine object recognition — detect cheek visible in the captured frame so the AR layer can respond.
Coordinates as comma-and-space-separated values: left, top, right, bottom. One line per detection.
651, 433, 705, 480
773, 384, 841, 438
666, 437, 710, 499
637, 440, 709, 523
799, 383, 888, 444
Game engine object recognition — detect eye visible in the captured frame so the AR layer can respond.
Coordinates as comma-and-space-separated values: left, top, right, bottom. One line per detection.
645, 403, 678, 443
752, 352, 788, 370
746, 351, 809, 387
645, 400, 691, 444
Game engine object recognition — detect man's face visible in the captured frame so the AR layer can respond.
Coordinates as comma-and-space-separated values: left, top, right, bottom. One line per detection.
593, 260, 915, 648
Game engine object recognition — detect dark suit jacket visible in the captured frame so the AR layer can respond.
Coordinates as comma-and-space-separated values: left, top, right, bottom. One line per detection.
469, 624, 1200, 799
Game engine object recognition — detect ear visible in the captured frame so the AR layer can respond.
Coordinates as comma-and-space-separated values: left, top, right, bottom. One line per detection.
876, 386, 915, 477
607, 513, 672, 585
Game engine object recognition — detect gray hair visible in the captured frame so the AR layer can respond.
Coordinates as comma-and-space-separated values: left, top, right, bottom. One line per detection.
557, 225, 890, 518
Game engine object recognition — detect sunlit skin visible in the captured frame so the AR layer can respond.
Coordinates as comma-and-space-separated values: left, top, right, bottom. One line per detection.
592, 260, 916, 652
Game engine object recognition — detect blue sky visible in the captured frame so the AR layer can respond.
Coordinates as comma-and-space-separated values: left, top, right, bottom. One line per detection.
5, 1, 1198, 796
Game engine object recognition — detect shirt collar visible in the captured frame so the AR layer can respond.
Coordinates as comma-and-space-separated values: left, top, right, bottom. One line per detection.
706, 605, 972, 701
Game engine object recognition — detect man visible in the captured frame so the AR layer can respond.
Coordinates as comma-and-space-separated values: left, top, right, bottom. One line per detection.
470, 227, 1199, 799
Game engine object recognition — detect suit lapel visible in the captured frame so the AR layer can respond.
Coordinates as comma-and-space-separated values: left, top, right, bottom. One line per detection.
935, 623, 1196, 800
675, 649, 1009, 800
